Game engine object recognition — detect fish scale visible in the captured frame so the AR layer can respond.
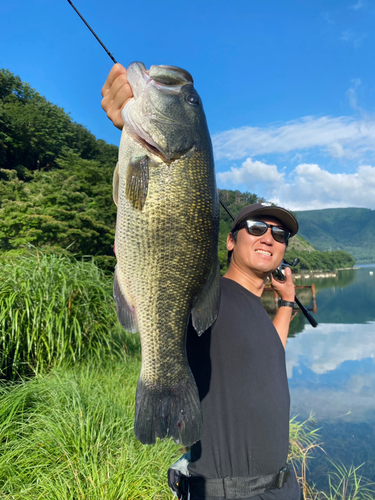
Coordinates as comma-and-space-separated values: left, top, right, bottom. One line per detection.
113, 62, 220, 446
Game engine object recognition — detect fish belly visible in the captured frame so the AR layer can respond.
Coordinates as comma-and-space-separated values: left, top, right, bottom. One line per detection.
115, 136, 219, 445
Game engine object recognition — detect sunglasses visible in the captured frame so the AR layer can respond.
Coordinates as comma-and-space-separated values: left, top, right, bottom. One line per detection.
242, 220, 291, 244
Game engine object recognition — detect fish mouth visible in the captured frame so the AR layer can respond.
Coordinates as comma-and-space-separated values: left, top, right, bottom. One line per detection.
127, 126, 193, 163
122, 62, 194, 161
126, 62, 151, 100
123, 102, 192, 161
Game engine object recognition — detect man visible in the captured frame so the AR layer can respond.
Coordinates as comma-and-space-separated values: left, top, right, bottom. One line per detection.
183, 206, 301, 500
101, 64, 302, 499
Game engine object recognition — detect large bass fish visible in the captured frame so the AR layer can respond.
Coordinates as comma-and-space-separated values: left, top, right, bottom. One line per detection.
113, 62, 220, 446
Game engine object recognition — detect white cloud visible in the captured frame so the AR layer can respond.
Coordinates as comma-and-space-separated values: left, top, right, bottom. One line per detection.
217, 159, 375, 210
346, 78, 362, 111
322, 12, 335, 24
290, 373, 375, 421
212, 115, 375, 162
287, 323, 375, 420
340, 29, 367, 48
350, 0, 364, 9
218, 158, 284, 187
286, 322, 375, 377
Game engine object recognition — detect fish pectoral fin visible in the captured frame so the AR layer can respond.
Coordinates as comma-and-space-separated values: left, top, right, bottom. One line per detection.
113, 266, 138, 333
125, 155, 150, 211
113, 161, 119, 207
191, 259, 220, 336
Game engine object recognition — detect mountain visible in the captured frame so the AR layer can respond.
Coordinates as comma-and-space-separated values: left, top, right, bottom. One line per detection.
218, 191, 354, 273
295, 208, 375, 264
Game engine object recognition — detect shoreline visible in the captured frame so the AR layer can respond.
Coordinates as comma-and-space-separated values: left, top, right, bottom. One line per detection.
293, 267, 355, 279
294, 272, 337, 279
293, 264, 375, 279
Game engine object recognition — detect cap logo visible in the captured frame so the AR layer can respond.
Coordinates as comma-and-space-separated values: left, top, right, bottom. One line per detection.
260, 202, 272, 207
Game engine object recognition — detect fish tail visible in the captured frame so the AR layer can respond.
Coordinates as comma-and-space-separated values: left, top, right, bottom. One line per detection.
134, 374, 202, 446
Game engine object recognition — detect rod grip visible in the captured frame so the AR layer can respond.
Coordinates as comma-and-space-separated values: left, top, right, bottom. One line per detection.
295, 296, 318, 328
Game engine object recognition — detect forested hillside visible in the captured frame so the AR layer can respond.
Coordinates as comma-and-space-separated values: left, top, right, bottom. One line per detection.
0, 69, 118, 269
0, 69, 355, 272
295, 208, 375, 264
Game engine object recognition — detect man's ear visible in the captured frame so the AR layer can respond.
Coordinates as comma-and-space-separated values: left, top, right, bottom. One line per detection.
226, 233, 235, 251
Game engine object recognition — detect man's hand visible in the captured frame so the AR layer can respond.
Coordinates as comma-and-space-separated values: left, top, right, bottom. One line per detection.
101, 63, 133, 130
270, 266, 295, 302
270, 267, 296, 348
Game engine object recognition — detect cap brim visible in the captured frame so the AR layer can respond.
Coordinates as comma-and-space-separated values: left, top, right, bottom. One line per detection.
232, 206, 298, 236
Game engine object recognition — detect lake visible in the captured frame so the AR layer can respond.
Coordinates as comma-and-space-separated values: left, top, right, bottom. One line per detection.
287, 265, 375, 489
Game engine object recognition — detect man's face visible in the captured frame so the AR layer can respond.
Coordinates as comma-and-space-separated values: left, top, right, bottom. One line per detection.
227, 216, 287, 277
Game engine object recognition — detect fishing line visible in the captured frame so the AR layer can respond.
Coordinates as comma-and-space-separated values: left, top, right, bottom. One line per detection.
66, 0, 317, 327
66, 0, 234, 216
67, 0, 117, 64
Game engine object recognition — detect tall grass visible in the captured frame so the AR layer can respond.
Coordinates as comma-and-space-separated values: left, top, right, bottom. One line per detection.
320, 463, 375, 500
289, 416, 375, 500
0, 357, 179, 499
0, 251, 124, 379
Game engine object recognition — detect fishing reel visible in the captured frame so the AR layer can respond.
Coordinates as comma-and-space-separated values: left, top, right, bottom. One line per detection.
271, 257, 318, 327
272, 258, 300, 282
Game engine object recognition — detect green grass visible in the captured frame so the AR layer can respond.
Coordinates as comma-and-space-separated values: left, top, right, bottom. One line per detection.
0, 251, 124, 379
319, 463, 375, 500
0, 357, 180, 499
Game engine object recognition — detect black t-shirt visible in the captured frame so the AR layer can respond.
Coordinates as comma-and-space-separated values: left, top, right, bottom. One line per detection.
186, 277, 301, 500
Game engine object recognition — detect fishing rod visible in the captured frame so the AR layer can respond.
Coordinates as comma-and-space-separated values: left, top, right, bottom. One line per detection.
273, 258, 318, 328
67, 0, 317, 327
67, 0, 117, 64
67, 0, 233, 216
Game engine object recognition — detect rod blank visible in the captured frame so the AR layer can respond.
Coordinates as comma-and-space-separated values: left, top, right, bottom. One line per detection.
67, 0, 117, 64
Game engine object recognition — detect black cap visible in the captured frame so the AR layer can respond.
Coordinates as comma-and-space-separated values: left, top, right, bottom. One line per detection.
231, 203, 299, 237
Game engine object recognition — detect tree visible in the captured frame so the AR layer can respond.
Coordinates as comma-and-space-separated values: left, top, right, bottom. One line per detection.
0, 151, 116, 269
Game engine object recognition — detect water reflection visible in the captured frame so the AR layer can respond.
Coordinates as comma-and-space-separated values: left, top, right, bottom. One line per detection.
286, 266, 375, 486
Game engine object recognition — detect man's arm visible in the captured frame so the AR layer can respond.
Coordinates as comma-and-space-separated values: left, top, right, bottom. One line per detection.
270, 267, 296, 348
101, 63, 133, 130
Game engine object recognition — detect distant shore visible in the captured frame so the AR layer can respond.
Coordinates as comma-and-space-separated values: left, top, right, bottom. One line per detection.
294, 271, 337, 279
294, 264, 375, 279
294, 267, 354, 279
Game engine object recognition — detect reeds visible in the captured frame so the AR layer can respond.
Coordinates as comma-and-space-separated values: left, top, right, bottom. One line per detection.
0, 251, 121, 379
288, 416, 375, 500
319, 463, 375, 500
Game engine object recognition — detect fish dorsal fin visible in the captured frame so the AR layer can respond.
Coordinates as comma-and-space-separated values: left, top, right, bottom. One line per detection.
126, 155, 149, 211
113, 162, 119, 207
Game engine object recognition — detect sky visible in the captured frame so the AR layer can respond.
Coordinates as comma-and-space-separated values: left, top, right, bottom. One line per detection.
1, 0, 375, 211
286, 323, 375, 421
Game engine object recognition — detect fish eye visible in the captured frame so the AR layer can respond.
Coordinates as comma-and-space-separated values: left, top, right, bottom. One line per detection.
186, 94, 200, 105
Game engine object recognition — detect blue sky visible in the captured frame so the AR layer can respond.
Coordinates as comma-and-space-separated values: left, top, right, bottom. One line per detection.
1, 0, 375, 211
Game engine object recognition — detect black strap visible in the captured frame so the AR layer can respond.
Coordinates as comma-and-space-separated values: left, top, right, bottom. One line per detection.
279, 299, 295, 308
185, 465, 290, 499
